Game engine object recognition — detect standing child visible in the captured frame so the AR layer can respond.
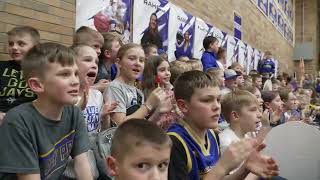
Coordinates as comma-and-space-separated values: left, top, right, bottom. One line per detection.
0, 43, 92, 179
103, 43, 164, 126
0, 26, 40, 123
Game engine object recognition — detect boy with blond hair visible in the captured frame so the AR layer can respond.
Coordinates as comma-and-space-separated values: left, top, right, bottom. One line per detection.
219, 90, 263, 153
107, 119, 172, 180
0, 43, 92, 180
0, 26, 40, 123
168, 70, 279, 180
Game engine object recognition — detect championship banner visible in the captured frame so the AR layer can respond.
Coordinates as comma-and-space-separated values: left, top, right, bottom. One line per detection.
226, 35, 239, 68
132, 0, 170, 51
257, 0, 268, 16
193, 18, 211, 59
277, 12, 284, 34
76, 0, 132, 43
237, 40, 247, 69
269, 0, 278, 25
167, 4, 195, 61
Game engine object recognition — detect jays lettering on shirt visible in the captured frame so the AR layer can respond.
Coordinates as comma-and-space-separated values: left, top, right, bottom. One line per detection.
168, 120, 220, 180
0, 60, 36, 112
0, 103, 89, 180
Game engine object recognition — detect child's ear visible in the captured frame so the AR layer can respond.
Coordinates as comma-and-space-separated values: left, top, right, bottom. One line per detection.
27, 77, 44, 93
230, 111, 240, 121
115, 58, 121, 67
106, 156, 118, 177
176, 99, 189, 114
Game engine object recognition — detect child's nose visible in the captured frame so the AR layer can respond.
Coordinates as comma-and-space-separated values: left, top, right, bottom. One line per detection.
150, 168, 161, 180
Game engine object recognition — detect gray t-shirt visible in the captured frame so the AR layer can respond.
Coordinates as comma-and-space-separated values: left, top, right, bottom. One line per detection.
103, 79, 144, 114
0, 103, 89, 180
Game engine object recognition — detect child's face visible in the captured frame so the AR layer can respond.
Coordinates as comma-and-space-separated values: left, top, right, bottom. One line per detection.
268, 95, 283, 112
218, 71, 225, 87
118, 47, 145, 82
157, 61, 171, 86
272, 84, 279, 91
209, 41, 219, 53
39, 63, 80, 105
238, 103, 262, 133
254, 78, 262, 89
183, 86, 221, 130
76, 46, 98, 86
236, 75, 244, 87
110, 40, 121, 61
87, 39, 103, 56
8, 33, 36, 62
146, 47, 158, 58
111, 144, 170, 180
286, 92, 298, 110
253, 89, 264, 110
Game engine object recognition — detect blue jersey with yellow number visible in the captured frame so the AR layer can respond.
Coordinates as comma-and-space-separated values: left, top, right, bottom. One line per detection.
167, 120, 220, 180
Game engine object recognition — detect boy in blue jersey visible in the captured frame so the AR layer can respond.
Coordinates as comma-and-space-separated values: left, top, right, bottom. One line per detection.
0, 43, 92, 180
168, 70, 279, 180
201, 36, 220, 72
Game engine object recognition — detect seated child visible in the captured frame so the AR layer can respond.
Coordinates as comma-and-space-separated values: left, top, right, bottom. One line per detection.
219, 90, 262, 153
96, 32, 122, 83
73, 26, 107, 92
168, 70, 279, 180
0, 26, 40, 123
261, 91, 284, 126
0, 43, 92, 179
103, 43, 165, 126
143, 43, 158, 59
107, 119, 172, 180
142, 56, 180, 129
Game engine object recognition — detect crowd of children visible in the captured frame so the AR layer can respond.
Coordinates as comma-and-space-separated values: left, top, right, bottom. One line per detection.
0, 25, 318, 180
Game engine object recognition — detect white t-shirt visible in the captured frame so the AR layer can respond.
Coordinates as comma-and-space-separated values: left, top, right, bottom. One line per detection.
83, 88, 104, 135
219, 127, 240, 154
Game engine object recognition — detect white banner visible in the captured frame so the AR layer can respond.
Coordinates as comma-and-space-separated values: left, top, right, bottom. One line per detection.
132, 0, 170, 50
167, 4, 195, 61
193, 18, 211, 59
226, 35, 238, 68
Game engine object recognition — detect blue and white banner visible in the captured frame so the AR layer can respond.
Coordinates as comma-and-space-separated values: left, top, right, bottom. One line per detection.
277, 12, 284, 34
258, 0, 269, 15
168, 4, 195, 61
132, 0, 170, 51
237, 40, 247, 69
246, 45, 255, 73
269, 0, 278, 25
234, 13, 242, 40
193, 18, 211, 59
283, 21, 288, 40
226, 35, 239, 68
277, 0, 285, 11
76, 0, 132, 43
254, 49, 262, 70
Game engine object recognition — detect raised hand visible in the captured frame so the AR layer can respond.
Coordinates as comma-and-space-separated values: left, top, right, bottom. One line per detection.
246, 144, 280, 178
